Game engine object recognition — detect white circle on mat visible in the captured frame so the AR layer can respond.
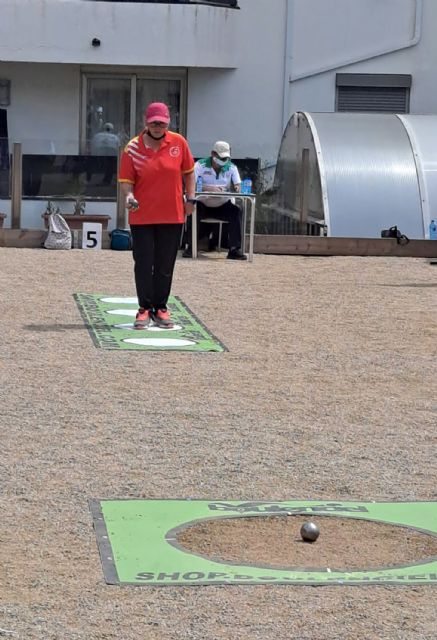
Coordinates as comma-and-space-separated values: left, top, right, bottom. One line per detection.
106, 309, 137, 317
114, 323, 182, 332
124, 338, 195, 347
100, 297, 138, 304
148, 325, 182, 332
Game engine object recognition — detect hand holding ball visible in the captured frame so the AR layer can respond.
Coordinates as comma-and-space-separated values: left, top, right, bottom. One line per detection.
300, 521, 320, 542
127, 198, 139, 211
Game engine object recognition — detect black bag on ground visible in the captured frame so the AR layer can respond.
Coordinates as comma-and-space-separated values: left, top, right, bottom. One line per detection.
110, 229, 132, 250
380, 225, 410, 246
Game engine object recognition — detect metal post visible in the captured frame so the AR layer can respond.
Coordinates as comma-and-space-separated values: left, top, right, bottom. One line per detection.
249, 196, 255, 262
191, 202, 198, 259
116, 149, 126, 229
242, 197, 247, 243
299, 147, 310, 235
11, 143, 22, 229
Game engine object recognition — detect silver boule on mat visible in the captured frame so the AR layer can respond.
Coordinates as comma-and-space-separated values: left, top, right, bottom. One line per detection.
300, 521, 320, 542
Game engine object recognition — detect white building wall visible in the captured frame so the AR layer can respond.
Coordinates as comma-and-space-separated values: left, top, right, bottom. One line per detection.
1, 62, 80, 154
288, 0, 437, 116
289, 0, 420, 82
187, 0, 287, 164
0, 0, 239, 68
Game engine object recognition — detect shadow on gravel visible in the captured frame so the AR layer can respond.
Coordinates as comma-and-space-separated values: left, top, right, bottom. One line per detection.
23, 324, 89, 332
379, 283, 437, 288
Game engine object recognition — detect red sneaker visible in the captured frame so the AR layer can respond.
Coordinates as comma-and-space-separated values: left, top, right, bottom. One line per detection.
134, 309, 151, 329
153, 308, 174, 328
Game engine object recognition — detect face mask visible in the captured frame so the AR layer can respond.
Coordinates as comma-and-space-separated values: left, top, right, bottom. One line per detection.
214, 157, 228, 167
147, 130, 166, 140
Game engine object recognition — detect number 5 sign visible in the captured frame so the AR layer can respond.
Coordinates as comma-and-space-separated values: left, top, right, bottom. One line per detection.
82, 222, 103, 250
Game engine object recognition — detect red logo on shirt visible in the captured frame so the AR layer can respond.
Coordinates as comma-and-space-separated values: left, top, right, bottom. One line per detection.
169, 146, 181, 157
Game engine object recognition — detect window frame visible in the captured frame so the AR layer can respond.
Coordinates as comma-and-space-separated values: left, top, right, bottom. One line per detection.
80, 68, 188, 152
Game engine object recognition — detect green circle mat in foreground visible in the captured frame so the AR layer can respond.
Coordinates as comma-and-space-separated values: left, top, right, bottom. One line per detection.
89, 499, 437, 586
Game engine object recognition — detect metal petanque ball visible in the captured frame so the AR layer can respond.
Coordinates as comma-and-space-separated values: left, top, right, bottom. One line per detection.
300, 521, 320, 542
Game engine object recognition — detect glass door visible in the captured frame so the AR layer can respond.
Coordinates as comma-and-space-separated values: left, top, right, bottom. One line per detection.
84, 76, 131, 152
135, 78, 182, 133
82, 71, 186, 151
80, 71, 186, 198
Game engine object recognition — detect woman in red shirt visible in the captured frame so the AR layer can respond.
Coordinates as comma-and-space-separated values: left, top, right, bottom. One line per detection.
119, 102, 196, 328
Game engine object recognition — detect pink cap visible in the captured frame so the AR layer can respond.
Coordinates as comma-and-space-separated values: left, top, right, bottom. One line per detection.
145, 102, 170, 124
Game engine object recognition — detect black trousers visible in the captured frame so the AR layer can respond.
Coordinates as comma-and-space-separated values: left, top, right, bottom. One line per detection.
130, 223, 182, 311
185, 200, 243, 250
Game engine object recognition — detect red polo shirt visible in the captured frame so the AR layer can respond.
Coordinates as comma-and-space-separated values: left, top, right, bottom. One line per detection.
118, 130, 194, 225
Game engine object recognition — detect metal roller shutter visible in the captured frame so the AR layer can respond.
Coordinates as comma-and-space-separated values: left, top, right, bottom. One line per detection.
337, 86, 410, 113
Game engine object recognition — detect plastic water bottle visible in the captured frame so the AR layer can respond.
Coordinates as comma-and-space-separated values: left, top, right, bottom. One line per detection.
429, 219, 437, 239
196, 176, 203, 193
242, 178, 252, 194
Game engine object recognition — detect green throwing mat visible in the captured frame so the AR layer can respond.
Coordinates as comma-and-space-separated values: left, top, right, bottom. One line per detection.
90, 499, 437, 586
74, 294, 226, 352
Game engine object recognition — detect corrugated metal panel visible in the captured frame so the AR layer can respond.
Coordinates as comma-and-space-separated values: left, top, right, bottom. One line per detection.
305, 113, 423, 238
273, 112, 324, 224
337, 86, 409, 113
397, 115, 437, 238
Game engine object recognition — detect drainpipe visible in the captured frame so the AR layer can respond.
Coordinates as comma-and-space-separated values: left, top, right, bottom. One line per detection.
282, 0, 293, 132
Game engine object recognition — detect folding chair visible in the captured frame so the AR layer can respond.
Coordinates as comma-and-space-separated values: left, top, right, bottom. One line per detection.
200, 218, 229, 252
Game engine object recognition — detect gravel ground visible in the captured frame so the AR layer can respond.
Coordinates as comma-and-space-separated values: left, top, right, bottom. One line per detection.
1, 248, 436, 640
177, 515, 437, 571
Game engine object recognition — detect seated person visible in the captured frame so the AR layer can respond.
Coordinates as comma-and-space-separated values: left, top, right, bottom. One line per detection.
182, 140, 247, 260
90, 122, 120, 156
89, 122, 120, 184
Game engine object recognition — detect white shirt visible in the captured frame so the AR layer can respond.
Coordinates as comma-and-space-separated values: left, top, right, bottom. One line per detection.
195, 157, 241, 207
90, 131, 120, 156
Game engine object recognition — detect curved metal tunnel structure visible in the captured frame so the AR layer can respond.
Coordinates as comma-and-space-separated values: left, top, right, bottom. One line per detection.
272, 112, 437, 238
